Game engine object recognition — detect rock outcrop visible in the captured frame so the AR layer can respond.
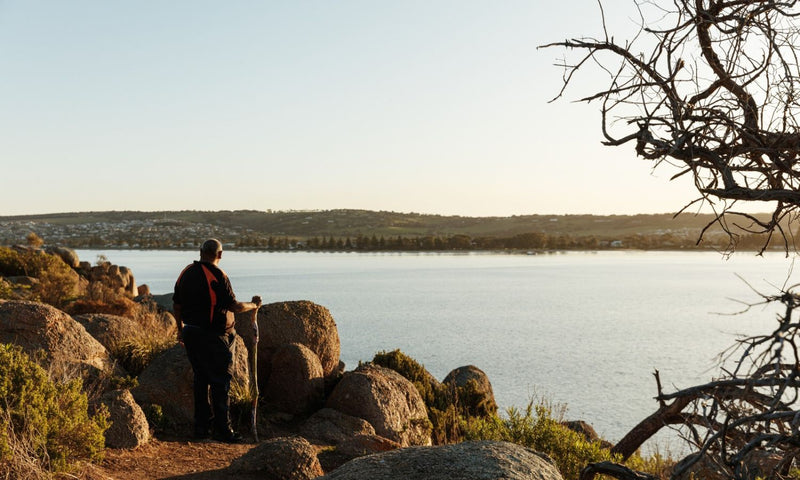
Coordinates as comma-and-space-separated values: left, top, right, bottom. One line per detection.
73, 313, 144, 352
301, 408, 401, 471
99, 389, 150, 449
132, 337, 250, 429
263, 342, 325, 415
334, 434, 402, 458
300, 408, 377, 445
0, 300, 116, 381
229, 436, 324, 479
86, 262, 137, 297
148, 293, 174, 313
326, 363, 431, 447
319, 440, 564, 480
258, 301, 341, 381
562, 420, 612, 448
47, 246, 80, 269
131, 344, 193, 427
443, 365, 498, 416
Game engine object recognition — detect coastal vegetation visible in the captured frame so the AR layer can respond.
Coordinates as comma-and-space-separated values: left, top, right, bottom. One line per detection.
0, 246, 174, 476
372, 349, 673, 480
0, 245, 82, 309
0, 344, 108, 478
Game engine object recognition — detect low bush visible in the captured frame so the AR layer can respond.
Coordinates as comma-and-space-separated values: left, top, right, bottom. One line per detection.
372, 349, 494, 444
0, 344, 109, 476
142, 404, 171, 434
0, 247, 82, 308
0, 247, 27, 276
462, 401, 614, 480
463, 400, 676, 480
372, 349, 443, 408
110, 303, 176, 376
373, 350, 673, 479
0, 278, 13, 300
64, 281, 137, 317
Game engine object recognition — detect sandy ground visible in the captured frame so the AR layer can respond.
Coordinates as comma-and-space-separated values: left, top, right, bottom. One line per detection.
76, 438, 265, 480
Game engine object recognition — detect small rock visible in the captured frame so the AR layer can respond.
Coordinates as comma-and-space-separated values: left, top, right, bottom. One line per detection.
326, 363, 431, 447
319, 440, 563, 480
100, 389, 150, 449
229, 436, 323, 479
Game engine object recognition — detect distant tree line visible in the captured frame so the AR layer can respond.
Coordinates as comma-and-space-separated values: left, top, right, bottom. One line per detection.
232, 231, 784, 252
4, 229, 793, 252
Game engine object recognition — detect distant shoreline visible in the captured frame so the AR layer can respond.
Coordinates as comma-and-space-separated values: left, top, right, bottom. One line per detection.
0, 209, 788, 253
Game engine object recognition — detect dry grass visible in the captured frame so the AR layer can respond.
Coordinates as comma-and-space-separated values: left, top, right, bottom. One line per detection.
0, 410, 51, 480
62, 281, 177, 376
64, 282, 137, 317
118, 302, 176, 376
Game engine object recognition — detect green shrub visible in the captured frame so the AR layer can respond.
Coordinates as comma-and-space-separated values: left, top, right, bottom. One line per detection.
373, 351, 673, 478
373, 349, 444, 408
462, 401, 614, 480
372, 349, 494, 444
33, 258, 82, 308
0, 278, 14, 300
0, 247, 82, 308
142, 404, 170, 433
0, 247, 27, 277
113, 340, 165, 377
0, 344, 108, 475
624, 450, 675, 480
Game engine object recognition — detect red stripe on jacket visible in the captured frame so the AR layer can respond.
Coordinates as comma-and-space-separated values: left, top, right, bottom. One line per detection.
199, 264, 218, 325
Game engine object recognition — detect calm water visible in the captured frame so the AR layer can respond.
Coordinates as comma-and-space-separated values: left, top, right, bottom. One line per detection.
78, 249, 797, 450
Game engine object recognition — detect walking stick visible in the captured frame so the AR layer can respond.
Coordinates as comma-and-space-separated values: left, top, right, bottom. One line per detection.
250, 296, 261, 442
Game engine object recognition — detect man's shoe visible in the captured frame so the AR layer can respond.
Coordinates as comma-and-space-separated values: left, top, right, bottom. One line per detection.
212, 430, 243, 444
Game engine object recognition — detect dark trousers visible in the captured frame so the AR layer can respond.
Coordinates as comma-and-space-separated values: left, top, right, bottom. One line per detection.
182, 326, 236, 436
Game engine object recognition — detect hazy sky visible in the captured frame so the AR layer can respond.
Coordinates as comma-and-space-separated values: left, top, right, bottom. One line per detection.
1, 1, 704, 217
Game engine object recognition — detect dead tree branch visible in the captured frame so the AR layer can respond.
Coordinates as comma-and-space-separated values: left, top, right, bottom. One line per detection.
580, 461, 659, 480
603, 288, 800, 479
540, 0, 800, 253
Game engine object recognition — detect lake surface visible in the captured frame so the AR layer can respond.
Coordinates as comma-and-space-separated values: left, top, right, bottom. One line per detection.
77, 249, 798, 451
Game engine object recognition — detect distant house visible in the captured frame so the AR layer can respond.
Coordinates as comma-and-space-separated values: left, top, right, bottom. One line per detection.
610, 240, 624, 248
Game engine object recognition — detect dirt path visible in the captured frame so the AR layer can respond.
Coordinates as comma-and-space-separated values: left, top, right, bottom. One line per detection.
78, 438, 263, 480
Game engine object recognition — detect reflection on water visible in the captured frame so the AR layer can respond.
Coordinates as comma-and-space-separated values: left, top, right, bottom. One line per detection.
77, 249, 796, 450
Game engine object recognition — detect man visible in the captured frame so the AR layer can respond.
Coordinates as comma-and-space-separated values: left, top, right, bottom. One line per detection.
173, 238, 261, 443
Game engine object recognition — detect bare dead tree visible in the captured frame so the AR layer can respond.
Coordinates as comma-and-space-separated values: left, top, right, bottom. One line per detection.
541, 0, 800, 254
603, 289, 800, 479
580, 461, 659, 480
541, 1, 800, 478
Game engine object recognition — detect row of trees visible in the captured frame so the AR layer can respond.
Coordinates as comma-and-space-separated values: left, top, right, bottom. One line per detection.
6, 230, 793, 253
232, 231, 780, 252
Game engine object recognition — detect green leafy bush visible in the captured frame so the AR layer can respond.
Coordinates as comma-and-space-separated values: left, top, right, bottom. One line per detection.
0, 278, 13, 300
372, 349, 444, 408
462, 401, 614, 480
0, 247, 82, 308
0, 247, 27, 277
372, 349, 494, 444
0, 344, 108, 475
142, 404, 170, 434
373, 350, 673, 478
